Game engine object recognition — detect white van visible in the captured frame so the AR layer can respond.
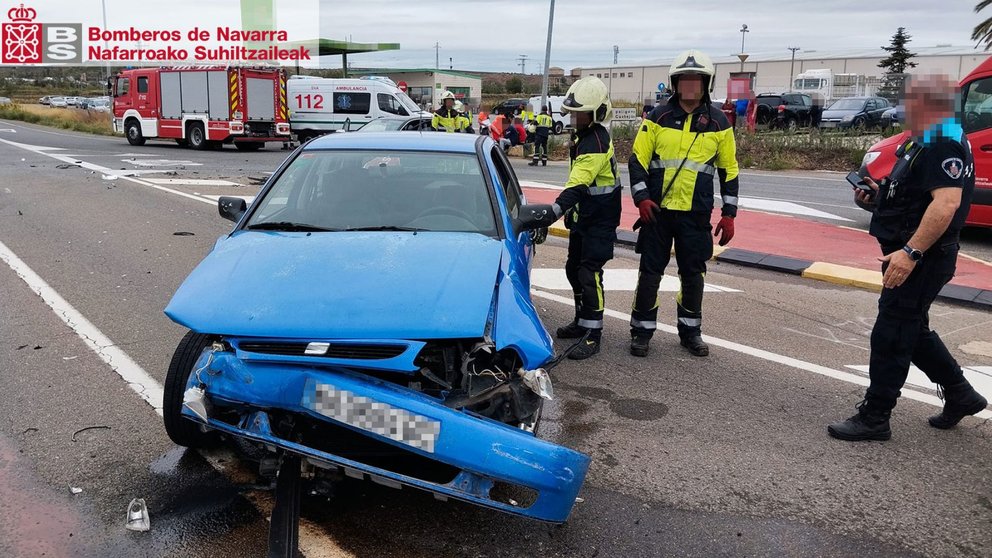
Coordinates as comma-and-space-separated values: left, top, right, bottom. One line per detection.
287, 76, 431, 140
528, 95, 569, 135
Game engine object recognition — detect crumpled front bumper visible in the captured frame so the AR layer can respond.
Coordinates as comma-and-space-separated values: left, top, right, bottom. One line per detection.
184, 350, 590, 523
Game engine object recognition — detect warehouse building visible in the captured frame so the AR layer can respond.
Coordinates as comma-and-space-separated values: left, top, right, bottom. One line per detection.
352, 68, 482, 109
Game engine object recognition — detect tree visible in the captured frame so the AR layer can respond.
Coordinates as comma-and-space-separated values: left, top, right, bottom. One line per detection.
482, 80, 503, 95
973, 0, 992, 50
877, 27, 917, 102
505, 77, 523, 94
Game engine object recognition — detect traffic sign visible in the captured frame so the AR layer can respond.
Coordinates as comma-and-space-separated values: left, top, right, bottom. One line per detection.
397, 81, 408, 92
657, 82, 666, 91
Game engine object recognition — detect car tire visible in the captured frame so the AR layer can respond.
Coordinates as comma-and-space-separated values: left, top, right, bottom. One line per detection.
187, 122, 208, 150
163, 330, 221, 449
125, 119, 145, 146
784, 117, 797, 132
553, 121, 563, 135
852, 117, 866, 132
235, 142, 262, 151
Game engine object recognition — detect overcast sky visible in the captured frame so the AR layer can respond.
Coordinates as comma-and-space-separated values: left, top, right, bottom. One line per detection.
15, 0, 990, 71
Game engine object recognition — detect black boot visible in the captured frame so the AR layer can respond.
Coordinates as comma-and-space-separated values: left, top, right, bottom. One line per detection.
556, 321, 586, 339
929, 380, 988, 429
630, 333, 651, 357
528, 159, 538, 166
568, 337, 601, 360
541, 158, 547, 166
827, 400, 892, 441
680, 335, 709, 357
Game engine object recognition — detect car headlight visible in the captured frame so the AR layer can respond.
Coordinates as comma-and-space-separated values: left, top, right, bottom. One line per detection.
841, 115, 855, 122
861, 151, 881, 166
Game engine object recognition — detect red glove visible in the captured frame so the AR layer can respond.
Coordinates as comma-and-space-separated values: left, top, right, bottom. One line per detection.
637, 199, 661, 223
714, 216, 735, 246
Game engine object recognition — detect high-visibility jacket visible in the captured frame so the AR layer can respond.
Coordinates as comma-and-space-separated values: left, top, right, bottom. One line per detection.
432, 106, 459, 132
553, 123, 622, 229
629, 99, 740, 217
535, 113, 553, 138
456, 114, 472, 132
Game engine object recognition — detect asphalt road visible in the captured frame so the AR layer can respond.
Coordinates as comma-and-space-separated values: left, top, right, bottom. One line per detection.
1, 121, 991, 557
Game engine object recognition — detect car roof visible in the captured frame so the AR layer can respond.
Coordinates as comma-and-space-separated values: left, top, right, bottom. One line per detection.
305, 131, 485, 153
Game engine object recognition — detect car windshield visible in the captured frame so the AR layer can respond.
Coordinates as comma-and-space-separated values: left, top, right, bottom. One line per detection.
396, 91, 422, 114
246, 149, 498, 236
358, 119, 406, 132
827, 99, 865, 111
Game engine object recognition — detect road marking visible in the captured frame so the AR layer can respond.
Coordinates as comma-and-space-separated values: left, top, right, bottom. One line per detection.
845, 365, 992, 403
0, 118, 120, 141
0, 128, 16, 133
145, 178, 242, 186
202, 194, 255, 203
740, 170, 846, 183
0, 239, 164, 414
0, 238, 353, 557
531, 268, 740, 292
531, 288, 992, 420
125, 158, 203, 167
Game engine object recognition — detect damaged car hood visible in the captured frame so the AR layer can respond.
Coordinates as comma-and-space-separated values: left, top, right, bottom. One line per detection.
165, 231, 503, 340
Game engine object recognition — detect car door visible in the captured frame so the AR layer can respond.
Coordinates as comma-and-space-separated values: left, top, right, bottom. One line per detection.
962, 74, 992, 225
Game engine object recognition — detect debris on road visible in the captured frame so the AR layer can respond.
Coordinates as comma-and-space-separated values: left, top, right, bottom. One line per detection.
69, 486, 83, 495
173, 231, 195, 236
125, 498, 150, 532
71, 425, 110, 442
62, 356, 78, 360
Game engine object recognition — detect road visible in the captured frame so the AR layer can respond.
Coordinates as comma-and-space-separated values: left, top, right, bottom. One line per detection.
1, 121, 991, 557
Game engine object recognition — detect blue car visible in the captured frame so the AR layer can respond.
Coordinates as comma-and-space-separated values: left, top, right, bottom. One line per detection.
163, 132, 588, 523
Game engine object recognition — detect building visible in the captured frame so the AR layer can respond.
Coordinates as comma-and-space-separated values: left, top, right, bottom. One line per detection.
574, 46, 989, 103
353, 68, 482, 109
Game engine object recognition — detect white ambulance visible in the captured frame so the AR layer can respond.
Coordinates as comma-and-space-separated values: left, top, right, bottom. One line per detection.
287, 75, 430, 140
527, 95, 569, 135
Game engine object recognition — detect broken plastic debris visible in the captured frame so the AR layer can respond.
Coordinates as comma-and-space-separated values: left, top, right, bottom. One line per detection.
101, 174, 119, 181
518, 368, 554, 400
62, 356, 78, 360
125, 498, 150, 532
182, 386, 210, 423
69, 486, 82, 495
575, 497, 585, 503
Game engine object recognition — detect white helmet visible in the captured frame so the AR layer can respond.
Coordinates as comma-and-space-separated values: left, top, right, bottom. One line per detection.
561, 76, 612, 123
454, 100, 464, 112
440, 90, 455, 101
669, 49, 716, 94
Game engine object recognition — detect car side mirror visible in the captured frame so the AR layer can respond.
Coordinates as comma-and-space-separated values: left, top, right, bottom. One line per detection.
513, 203, 556, 234
218, 196, 247, 222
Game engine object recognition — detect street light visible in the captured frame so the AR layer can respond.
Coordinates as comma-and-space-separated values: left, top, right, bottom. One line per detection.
539, 0, 556, 111
739, 24, 749, 73
788, 46, 800, 91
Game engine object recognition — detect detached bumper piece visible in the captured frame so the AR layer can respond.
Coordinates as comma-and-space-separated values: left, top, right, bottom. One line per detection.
184, 352, 590, 523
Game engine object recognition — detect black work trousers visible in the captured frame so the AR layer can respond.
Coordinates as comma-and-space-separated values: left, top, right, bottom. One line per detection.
866, 241, 965, 410
565, 225, 616, 339
532, 133, 549, 162
631, 209, 713, 339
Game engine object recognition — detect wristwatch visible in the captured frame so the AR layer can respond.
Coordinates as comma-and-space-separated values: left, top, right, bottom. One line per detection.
902, 245, 923, 262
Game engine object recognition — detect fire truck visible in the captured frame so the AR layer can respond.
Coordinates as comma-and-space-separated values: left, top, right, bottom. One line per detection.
111, 66, 290, 151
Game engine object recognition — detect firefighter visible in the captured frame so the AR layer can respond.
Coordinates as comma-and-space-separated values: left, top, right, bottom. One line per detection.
548, 77, 622, 360
454, 100, 474, 133
528, 105, 553, 166
628, 49, 740, 358
432, 91, 459, 132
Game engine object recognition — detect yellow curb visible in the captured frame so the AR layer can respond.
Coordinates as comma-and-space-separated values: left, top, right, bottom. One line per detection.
801, 262, 882, 292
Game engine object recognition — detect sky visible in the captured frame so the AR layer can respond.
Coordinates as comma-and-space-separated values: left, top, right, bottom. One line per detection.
8, 0, 990, 71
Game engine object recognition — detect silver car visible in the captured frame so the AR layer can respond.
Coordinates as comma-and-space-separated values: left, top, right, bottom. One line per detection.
49, 96, 68, 108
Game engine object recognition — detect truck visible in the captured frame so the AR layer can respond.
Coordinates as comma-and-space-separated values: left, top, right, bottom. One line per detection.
111, 66, 290, 151
793, 69, 879, 103
286, 76, 430, 141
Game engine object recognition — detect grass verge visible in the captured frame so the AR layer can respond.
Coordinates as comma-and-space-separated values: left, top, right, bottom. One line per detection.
0, 103, 115, 136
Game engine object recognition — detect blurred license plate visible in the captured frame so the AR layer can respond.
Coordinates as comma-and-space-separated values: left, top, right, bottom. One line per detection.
821, 122, 838, 128
306, 382, 440, 453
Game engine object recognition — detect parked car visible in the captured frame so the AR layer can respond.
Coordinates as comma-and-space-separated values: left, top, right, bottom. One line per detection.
80, 97, 110, 111
754, 92, 816, 130
0, 96, 11, 105
491, 98, 529, 118
162, 132, 589, 523
39, 95, 53, 105
880, 105, 905, 128
48, 96, 67, 108
65, 96, 82, 107
355, 115, 433, 132
819, 96, 890, 130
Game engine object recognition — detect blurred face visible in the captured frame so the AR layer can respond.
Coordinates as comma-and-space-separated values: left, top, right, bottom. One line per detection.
677, 74, 705, 105
903, 75, 957, 132
444, 98, 453, 109
570, 110, 592, 130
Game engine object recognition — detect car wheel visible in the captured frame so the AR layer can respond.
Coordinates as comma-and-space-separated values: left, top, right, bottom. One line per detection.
553, 121, 563, 135
187, 122, 208, 150
125, 119, 145, 146
784, 117, 797, 133
235, 142, 263, 151
852, 117, 866, 132
163, 331, 221, 448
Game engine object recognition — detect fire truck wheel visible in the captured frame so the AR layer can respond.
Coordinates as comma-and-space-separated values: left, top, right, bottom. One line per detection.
187, 122, 208, 150
125, 119, 145, 146
235, 142, 263, 151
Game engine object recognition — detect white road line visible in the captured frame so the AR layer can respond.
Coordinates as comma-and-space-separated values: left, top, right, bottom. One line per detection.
0, 119, 120, 142
531, 288, 992, 420
145, 178, 242, 186
0, 239, 164, 415
846, 365, 992, 406
531, 268, 740, 292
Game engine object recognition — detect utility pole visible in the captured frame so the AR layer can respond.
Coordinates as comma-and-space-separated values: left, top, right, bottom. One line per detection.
539, 0, 556, 112
613, 45, 619, 65
449, 57, 452, 70
434, 42, 440, 70
518, 54, 528, 74
788, 46, 800, 91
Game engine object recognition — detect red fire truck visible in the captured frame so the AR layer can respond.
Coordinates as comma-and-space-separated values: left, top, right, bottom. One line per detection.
111, 66, 290, 151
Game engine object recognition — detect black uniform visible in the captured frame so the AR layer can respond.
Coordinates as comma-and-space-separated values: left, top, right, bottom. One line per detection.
865, 132, 974, 411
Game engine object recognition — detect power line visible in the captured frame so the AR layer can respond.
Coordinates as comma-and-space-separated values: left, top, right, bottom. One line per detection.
517, 54, 528, 74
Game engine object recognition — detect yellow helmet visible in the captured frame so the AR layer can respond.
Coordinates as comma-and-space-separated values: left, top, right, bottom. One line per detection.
669, 49, 716, 93
561, 76, 612, 123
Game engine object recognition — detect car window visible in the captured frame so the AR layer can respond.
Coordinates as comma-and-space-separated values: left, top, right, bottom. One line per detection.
827, 98, 865, 111
332, 92, 371, 115
963, 76, 992, 133
137, 76, 148, 94
247, 150, 498, 236
490, 147, 521, 219
377, 93, 408, 116
116, 77, 129, 96
402, 118, 430, 131
757, 96, 782, 106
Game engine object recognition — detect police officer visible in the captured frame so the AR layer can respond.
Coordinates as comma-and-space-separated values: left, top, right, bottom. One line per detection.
548, 77, 622, 360
529, 105, 553, 166
828, 74, 987, 441
627, 49, 740, 358
432, 91, 459, 132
